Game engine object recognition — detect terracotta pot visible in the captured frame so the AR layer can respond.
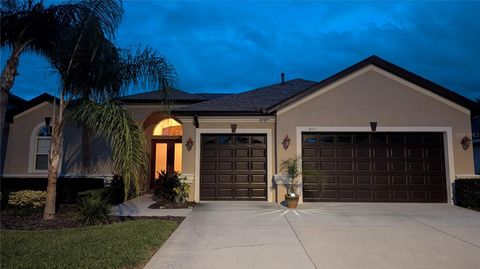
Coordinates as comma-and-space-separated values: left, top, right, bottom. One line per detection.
285, 194, 299, 208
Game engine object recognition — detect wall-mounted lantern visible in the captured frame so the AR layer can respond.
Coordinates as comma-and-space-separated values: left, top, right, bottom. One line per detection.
370, 121, 378, 132
282, 135, 291, 150
460, 135, 472, 150
231, 124, 237, 133
185, 137, 194, 151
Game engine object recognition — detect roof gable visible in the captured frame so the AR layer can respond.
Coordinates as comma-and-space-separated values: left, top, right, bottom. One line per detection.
269, 55, 477, 114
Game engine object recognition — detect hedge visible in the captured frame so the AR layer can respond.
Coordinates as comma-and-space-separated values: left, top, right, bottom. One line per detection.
455, 178, 480, 208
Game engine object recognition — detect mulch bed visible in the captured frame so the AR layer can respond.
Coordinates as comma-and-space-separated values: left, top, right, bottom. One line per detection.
1, 205, 184, 230
148, 201, 196, 209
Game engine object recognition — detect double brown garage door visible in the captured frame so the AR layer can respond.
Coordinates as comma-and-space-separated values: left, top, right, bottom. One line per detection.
200, 134, 267, 200
302, 132, 447, 202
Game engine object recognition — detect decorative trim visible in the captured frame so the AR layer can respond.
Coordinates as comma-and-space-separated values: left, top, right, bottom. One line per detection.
194, 128, 274, 202
295, 126, 455, 204
28, 122, 49, 173
278, 65, 470, 116
197, 116, 276, 123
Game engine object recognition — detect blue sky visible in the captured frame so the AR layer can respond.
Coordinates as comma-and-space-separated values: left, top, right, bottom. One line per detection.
2, 0, 480, 100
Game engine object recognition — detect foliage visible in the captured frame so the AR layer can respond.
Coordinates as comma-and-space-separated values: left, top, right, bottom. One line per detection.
66, 101, 148, 198
8, 190, 46, 208
1, 220, 178, 269
455, 178, 480, 208
77, 192, 111, 225
154, 171, 190, 204
280, 156, 302, 196
0, 0, 122, 61
77, 188, 106, 203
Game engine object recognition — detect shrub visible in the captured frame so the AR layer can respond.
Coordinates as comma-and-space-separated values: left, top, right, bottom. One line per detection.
153, 171, 189, 204
77, 195, 111, 225
77, 188, 106, 204
455, 178, 480, 208
8, 190, 47, 208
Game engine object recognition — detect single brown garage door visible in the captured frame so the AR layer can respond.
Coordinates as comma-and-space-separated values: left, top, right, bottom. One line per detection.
302, 132, 447, 202
200, 134, 267, 200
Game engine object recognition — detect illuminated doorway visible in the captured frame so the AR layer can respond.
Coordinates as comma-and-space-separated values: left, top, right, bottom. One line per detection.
150, 118, 183, 184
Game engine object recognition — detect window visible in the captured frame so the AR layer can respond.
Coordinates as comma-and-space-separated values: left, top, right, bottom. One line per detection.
35, 126, 52, 170
153, 118, 182, 136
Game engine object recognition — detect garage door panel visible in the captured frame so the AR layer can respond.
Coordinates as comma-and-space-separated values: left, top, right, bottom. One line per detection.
302, 132, 446, 202
251, 174, 266, 183
235, 174, 249, 183
251, 161, 266, 170
219, 162, 233, 170
235, 161, 249, 170
357, 190, 374, 200
251, 149, 266, 157
200, 134, 267, 201
235, 149, 249, 157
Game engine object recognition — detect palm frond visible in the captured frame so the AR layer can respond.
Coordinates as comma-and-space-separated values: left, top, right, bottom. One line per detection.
66, 100, 148, 198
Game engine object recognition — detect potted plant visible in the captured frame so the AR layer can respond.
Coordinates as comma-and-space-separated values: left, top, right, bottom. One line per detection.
280, 156, 302, 208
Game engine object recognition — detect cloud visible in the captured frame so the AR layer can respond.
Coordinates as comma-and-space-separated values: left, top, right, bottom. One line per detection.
4, 1, 480, 99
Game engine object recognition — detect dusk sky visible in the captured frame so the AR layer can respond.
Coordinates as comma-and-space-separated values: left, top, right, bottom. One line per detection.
2, 0, 480, 100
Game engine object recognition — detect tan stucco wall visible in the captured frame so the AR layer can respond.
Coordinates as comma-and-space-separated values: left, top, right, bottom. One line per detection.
276, 69, 475, 199
4, 103, 54, 176
4, 102, 112, 177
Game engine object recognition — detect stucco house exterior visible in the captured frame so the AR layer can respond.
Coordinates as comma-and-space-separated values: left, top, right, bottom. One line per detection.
2, 56, 479, 204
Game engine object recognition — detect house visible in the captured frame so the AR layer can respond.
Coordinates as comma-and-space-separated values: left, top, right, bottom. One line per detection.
2, 55, 479, 204
473, 115, 480, 174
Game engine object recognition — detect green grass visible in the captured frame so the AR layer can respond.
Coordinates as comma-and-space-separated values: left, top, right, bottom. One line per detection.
1, 220, 178, 269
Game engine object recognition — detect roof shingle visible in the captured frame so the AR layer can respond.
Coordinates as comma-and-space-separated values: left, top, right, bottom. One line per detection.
174, 79, 316, 114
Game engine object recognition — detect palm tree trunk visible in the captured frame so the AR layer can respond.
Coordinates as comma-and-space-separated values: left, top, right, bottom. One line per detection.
43, 94, 64, 220
0, 45, 21, 159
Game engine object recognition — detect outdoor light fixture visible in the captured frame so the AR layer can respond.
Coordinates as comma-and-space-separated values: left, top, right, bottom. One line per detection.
231, 124, 237, 133
370, 121, 378, 132
282, 135, 291, 150
185, 137, 194, 151
460, 135, 472, 150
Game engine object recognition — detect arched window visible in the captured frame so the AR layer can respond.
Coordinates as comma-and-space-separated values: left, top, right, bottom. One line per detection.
34, 126, 52, 170
153, 118, 182, 136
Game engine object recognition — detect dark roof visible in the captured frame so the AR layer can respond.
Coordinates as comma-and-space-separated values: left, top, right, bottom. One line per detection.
118, 88, 228, 103
6, 93, 57, 122
194, 93, 232, 99
268, 55, 478, 113
174, 79, 317, 115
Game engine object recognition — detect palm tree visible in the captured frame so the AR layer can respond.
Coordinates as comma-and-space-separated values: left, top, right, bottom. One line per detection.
0, 0, 122, 160
2, 0, 177, 219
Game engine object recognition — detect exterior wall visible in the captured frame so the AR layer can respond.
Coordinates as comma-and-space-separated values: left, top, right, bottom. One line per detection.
177, 116, 276, 202
276, 68, 475, 203
4, 102, 54, 176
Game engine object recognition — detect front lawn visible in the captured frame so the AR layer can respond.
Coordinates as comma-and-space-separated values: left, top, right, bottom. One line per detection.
1, 219, 178, 269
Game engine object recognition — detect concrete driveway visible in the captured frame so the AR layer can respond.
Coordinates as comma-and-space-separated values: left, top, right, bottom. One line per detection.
145, 202, 480, 269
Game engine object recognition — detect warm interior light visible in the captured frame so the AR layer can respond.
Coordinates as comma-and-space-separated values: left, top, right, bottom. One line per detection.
155, 143, 167, 176
153, 118, 182, 136
174, 143, 182, 172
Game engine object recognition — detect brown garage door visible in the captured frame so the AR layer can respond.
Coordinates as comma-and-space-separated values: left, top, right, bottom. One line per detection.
302, 132, 447, 202
200, 134, 267, 200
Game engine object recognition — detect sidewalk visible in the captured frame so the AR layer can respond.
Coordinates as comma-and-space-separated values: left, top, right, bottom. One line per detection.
111, 194, 192, 217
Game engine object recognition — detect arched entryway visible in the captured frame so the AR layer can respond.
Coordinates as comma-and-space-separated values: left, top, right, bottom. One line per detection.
142, 113, 183, 185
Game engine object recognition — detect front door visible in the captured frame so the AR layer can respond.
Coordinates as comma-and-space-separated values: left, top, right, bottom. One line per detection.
151, 138, 182, 183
